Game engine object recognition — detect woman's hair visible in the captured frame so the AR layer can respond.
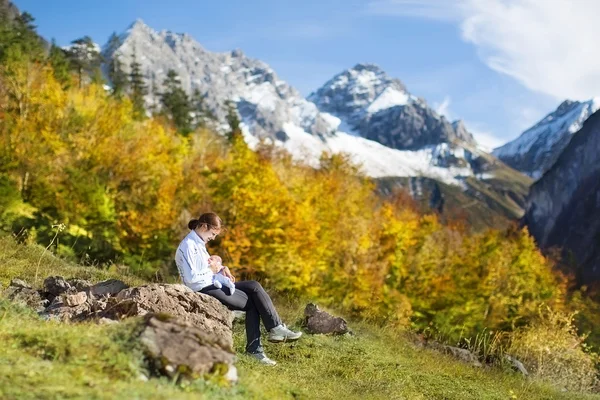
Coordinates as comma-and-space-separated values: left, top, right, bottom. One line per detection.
188, 212, 222, 231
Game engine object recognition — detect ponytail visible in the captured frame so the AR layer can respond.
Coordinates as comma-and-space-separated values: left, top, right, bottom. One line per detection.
188, 212, 222, 231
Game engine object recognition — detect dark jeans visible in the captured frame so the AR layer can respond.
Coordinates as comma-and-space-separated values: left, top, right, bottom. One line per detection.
200, 280, 282, 354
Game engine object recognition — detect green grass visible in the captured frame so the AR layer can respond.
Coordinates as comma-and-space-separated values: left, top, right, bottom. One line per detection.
0, 235, 598, 400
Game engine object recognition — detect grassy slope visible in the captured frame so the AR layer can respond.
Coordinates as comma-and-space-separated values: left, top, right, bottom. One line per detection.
0, 236, 597, 400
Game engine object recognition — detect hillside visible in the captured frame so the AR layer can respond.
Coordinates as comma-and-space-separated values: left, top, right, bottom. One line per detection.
0, 236, 597, 400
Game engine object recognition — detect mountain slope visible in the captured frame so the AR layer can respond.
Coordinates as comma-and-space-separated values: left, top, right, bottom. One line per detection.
103, 21, 531, 227
309, 63, 476, 149
494, 99, 600, 179
523, 109, 600, 284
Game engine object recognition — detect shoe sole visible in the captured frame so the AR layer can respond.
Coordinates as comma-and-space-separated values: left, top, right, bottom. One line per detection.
267, 336, 302, 343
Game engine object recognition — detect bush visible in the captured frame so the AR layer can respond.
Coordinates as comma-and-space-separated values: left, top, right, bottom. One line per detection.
507, 306, 599, 392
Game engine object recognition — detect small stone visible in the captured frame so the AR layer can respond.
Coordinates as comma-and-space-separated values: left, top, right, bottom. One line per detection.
97, 317, 118, 325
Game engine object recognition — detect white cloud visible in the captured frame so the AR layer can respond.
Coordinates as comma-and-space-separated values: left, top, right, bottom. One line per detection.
367, 0, 600, 101
433, 96, 452, 118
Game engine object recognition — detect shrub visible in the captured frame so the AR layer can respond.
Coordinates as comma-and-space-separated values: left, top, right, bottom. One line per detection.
507, 306, 599, 392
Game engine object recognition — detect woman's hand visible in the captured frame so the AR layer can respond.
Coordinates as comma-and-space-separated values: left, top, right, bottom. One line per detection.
222, 266, 235, 283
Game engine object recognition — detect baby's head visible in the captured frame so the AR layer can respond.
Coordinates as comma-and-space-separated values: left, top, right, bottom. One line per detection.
208, 255, 222, 272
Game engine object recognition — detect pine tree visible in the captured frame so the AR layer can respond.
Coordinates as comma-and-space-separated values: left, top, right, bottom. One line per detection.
0, 10, 45, 63
129, 50, 147, 119
160, 69, 192, 134
225, 100, 243, 142
191, 88, 215, 129
66, 36, 102, 88
104, 33, 128, 98
48, 40, 71, 88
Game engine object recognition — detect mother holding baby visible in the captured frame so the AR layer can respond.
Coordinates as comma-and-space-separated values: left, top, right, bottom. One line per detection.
174, 212, 301, 366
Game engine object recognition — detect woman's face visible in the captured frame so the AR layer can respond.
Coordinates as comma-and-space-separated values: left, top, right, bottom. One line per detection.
200, 224, 221, 242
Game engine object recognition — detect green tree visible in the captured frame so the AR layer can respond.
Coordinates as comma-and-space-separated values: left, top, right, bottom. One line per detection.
65, 36, 103, 88
48, 40, 71, 87
160, 69, 192, 134
191, 88, 215, 129
0, 10, 45, 63
225, 99, 242, 142
129, 50, 147, 120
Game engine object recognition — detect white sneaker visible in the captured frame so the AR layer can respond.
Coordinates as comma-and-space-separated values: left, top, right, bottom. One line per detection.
248, 352, 277, 366
268, 324, 302, 343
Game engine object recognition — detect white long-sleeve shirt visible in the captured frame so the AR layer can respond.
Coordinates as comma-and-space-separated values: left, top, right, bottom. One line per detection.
174, 230, 214, 291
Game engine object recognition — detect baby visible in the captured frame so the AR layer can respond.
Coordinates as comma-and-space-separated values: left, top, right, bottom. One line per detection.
208, 255, 235, 295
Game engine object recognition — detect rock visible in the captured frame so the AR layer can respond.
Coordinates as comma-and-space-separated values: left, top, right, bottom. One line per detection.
42, 296, 91, 322
97, 317, 118, 325
102, 284, 233, 350
427, 341, 482, 368
67, 278, 93, 292
90, 279, 128, 297
4, 282, 46, 312
140, 314, 237, 382
64, 291, 88, 307
304, 303, 349, 335
43, 276, 71, 296
505, 354, 528, 376
10, 278, 32, 289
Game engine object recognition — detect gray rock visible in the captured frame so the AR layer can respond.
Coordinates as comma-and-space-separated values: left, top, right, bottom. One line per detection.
10, 278, 32, 289
140, 314, 236, 382
67, 278, 93, 292
523, 109, 600, 284
90, 279, 128, 297
304, 303, 349, 335
426, 341, 482, 368
505, 354, 528, 376
4, 284, 46, 312
43, 276, 71, 296
42, 297, 91, 322
102, 284, 234, 350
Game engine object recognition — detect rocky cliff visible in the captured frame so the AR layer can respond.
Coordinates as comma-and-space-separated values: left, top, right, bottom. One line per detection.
523, 110, 600, 283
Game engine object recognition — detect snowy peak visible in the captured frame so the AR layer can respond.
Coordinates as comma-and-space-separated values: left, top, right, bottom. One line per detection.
308, 63, 410, 120
309, 64, 477, 150
493, 98, 600, 179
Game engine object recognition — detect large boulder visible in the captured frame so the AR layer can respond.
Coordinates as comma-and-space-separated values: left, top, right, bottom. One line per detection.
90, 279, 128, 297
102, 284, 234, 350
304, 303, 349, 335
140, 314, 237, 382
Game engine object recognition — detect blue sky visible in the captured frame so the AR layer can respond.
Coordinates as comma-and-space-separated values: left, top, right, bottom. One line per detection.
14, 0, 596, 149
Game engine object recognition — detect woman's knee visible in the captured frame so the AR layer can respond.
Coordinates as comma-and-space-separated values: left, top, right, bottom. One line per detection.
245, 280, 263, 292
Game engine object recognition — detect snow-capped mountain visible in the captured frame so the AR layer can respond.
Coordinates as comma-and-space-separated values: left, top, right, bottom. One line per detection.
309, 63, 476, 150
493, 99, 600, 179
102, 20, 531, 226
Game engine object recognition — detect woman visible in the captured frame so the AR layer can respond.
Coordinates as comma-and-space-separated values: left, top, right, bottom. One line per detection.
175, 212, 301, 366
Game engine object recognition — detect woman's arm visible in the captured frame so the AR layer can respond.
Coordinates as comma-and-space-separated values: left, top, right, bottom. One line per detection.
221, 266, 236, 282
176, 243, 210, 285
